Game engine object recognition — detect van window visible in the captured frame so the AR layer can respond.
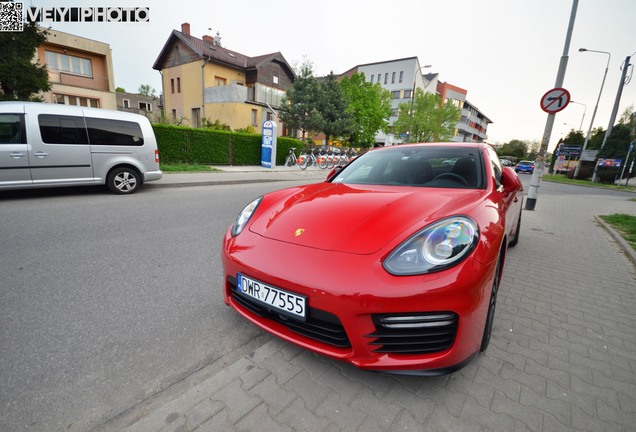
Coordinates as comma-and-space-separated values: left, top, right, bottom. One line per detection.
85, 118, 144, 146
38, 114, 89, 144
0, 114, 26, 144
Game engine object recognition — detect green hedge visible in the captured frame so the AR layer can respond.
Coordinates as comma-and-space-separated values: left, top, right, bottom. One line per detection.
152, 124, 304, 165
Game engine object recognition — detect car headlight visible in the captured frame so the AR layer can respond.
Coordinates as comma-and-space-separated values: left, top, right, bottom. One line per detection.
383, 216, 479, 275
231, 197, 262, 236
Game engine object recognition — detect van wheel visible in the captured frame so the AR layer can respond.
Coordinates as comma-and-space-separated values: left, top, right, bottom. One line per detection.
107, 167, 140, 194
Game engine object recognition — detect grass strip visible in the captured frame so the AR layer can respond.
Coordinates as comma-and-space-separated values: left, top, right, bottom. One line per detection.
599, 214, 636, 252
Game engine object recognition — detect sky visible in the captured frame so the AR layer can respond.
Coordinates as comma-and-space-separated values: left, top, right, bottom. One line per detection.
20, 0, 636, 152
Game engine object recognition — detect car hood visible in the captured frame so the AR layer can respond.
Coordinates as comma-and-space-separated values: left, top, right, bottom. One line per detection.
249, 182, 485, 254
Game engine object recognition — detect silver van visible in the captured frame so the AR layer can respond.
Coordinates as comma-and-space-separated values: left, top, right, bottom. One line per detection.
0, 102, 162, 194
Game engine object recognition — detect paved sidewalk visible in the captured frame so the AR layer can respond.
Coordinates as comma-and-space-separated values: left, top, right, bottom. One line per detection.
145, 165, 330, 189
122, 175, 636, 432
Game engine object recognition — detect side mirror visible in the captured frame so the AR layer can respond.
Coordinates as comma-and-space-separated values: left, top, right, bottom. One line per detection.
326, 166, 343, 181
501, 167, 521, 193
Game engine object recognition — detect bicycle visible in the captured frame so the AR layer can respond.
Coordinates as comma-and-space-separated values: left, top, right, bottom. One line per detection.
299, 148, 319, 170
285, 147, 297, 167
316, 149, 328, 169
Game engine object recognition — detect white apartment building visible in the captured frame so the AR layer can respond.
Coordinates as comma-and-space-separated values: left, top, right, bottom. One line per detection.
339, 57, 438, 146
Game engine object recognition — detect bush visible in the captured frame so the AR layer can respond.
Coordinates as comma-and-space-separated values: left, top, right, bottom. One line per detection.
152, 124, 304, 165
595, 167, 620, 184
567, 165, 594, 180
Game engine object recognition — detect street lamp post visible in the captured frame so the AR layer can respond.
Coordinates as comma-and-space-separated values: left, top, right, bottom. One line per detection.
573, 48, 610, 180
407, 65, 432, 143
568, 100, 587, 131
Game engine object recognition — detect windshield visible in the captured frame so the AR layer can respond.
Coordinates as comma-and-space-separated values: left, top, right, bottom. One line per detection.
331, 145, 484, 189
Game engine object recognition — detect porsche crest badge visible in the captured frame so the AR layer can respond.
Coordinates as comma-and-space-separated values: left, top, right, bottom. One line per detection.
294, 229, 305, 237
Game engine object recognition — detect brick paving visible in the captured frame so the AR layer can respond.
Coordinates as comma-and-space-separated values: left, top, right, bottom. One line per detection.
123, 181, 636, 432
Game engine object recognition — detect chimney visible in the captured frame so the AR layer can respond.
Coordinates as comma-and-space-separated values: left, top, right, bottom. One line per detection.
202, 35, 214, 43
181, 22, 190, 35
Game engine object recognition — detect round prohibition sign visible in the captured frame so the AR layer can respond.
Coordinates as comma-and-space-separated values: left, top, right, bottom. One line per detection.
540, 88, 571, 113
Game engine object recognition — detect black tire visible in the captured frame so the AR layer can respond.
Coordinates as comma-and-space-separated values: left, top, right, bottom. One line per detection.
509, 208, 522, 247
480, 254, 501, 352
286, 156, 295, 167
107, 167, 141, 194
300, 158, 308, 170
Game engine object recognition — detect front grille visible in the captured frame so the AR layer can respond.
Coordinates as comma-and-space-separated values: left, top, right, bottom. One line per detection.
364, 312, 458, 354
228, 276, 350, 348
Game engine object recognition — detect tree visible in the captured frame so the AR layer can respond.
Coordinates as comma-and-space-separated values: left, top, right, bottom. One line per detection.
340, 72, 392, 148
202, 118, 230, 131
116, 87, 126, 92
499, 140, 528, 158
137, 84, 157, 97
315, 72, 352, 144
278, 62, 321, 140
618, 104, 635, 127
0, 21, 51, 101
392, 89, 461, 142
525, 139, 542, 160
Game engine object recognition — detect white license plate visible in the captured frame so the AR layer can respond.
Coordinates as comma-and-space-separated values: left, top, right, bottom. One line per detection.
237, 274, 307, 320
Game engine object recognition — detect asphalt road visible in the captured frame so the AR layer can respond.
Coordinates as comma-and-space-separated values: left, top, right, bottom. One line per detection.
1, 174, 632, 432
0, 181, 310, 432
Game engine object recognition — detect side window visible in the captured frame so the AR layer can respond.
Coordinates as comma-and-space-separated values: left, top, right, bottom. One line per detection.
85, 117, 144, 146
38, 114, 89, 144
487, 147, 503, 184
0, 114, 25, 144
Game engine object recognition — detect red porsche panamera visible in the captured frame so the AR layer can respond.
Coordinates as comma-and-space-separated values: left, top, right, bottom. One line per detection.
222, 143, 523, 375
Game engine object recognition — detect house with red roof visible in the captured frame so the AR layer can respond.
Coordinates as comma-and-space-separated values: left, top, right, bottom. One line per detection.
153, 23, 295, 134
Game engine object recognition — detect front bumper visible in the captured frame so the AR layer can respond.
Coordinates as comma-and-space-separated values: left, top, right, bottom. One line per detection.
221, 228, 496, 373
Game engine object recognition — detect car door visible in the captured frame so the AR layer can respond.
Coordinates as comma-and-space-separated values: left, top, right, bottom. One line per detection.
486, 147, 519, 236
0, 111, 32, 188
28, 105, 94, 186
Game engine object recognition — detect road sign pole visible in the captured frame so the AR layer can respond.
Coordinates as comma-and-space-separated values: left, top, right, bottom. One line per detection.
526, 0, 578, 211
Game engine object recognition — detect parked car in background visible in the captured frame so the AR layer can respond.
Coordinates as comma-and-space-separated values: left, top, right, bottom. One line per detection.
0, 102, 162, 194
222, 143, 524, 376
515, 160, 534, 173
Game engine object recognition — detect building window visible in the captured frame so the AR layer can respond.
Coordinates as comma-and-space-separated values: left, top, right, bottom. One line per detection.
266, 112, 273, 121
391, 108, 398, 116
45, 51, 92, 77
391, 91, 400, 99
370, 75, 374, 84
139, 102, 151, 111
273, 76, 279, 84
123, 99, 130, 108
392, 72, 396, 84
172, 109, 177, 119
177, 77, 181, 93
215, 77, 226, 86
53, 94, 99, 108
384, 73, 388, 84
171, 79, 175, 94
399, 71, 403, 83
247, 85, 255, 101
251, 109, 257, 126
404, 90, 413, 98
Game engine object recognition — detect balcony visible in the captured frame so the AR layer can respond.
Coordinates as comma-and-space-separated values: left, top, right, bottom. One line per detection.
48, 71, 110, 91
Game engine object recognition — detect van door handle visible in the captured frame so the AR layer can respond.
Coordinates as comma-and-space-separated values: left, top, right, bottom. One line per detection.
34, 151, 49, 158
10, 152, 26, 159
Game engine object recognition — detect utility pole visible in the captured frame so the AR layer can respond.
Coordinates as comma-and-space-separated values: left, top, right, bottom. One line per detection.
526, 0, 578, 210
592, 54, 632, 182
